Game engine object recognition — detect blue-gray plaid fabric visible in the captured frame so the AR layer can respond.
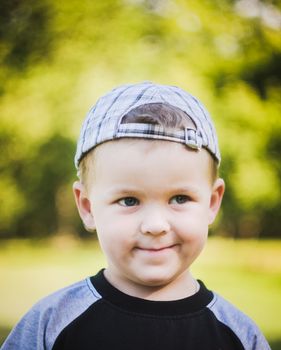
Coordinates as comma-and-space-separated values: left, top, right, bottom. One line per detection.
74, 81, 220, 168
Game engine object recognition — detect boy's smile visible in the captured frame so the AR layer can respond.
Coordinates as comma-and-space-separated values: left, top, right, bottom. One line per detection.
74, 139, 224, 300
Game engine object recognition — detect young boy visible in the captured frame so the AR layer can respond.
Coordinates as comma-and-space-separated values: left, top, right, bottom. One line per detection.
2, 81, 270, 350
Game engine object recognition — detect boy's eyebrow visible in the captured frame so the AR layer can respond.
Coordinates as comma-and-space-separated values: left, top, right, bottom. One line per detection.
106, 187, 143, 196
106, 185, 200, 196
168, 185, 200, 194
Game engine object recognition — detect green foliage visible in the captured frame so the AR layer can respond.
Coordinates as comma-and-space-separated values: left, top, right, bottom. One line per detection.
0, 132, 79, 238
15, 134, 77, 237
0, 0, 280, 238
0, 0, 53, 71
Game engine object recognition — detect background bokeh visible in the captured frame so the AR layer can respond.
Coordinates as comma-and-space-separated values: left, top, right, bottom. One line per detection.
0, 0, 280, 348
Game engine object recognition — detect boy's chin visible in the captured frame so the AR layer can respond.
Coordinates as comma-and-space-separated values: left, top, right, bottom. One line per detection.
133, 270, 184, 288
137, 278, 171, 288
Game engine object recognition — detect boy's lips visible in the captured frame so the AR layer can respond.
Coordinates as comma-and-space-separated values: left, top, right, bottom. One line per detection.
135, 244, 179, 252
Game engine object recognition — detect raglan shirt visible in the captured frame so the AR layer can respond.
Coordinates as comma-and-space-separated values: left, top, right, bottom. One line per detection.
1, 270, 270, 350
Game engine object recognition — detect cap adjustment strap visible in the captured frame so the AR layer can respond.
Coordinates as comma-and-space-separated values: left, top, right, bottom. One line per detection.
184, 128, 202, 150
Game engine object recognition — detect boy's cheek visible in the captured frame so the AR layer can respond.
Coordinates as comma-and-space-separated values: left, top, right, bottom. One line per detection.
182, 226, 208, 243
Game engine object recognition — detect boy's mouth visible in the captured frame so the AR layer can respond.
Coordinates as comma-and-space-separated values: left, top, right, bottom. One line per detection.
135, 244, 178, 253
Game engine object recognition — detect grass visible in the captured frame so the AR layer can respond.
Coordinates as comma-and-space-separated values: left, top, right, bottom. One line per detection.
0, 236, 280, 348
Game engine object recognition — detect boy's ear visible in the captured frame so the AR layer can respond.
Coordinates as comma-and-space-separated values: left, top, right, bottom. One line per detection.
208, 178, 225, 225
73, 181, 96, 231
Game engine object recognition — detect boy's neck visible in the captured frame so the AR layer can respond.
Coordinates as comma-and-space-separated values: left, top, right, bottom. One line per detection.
103, 269, 199, 301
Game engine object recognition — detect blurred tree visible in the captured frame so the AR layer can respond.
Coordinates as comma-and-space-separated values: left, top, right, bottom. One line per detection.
260, 129, 281, 238
0, 133, 79, 238
0, 0, 54, 72
15, 134, 77, 238
0, 127, 27, 237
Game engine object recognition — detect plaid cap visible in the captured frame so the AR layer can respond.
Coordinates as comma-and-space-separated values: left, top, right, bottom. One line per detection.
75, 81, 221, 168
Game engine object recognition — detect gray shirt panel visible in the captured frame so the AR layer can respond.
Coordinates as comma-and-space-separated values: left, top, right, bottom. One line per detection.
1, 278, 101, 350
207, 293, 271, 350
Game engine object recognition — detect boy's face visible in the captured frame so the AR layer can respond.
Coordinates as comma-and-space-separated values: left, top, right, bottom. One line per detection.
74, 139, 224, 295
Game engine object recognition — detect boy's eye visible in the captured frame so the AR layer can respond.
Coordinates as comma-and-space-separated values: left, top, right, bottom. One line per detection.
118, 197, 139, 207
170, 195, 190, 205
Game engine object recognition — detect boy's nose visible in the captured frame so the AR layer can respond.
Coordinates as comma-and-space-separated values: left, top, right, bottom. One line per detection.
140, 208, 170, 236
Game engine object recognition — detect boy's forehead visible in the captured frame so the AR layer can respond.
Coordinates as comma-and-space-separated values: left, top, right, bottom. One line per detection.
81, 138, 216, 193
93, 138, 212, 170
87, 138, 214, 190
75, 81, 221, 169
